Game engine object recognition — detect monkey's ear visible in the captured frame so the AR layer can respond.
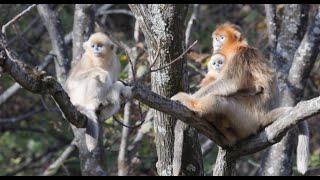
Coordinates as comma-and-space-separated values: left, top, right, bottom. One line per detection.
234, 30, 241, 41
110, 44, 114, 50
83, 41, 89, 50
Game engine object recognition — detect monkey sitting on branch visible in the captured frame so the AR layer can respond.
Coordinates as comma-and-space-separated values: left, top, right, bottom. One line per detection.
171, 23, 290, 146
65, 32, 131, 152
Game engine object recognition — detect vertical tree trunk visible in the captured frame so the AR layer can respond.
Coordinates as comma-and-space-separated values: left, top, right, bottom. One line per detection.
129, 4, 203, 176
260, 4, 309, 176
70, 4, 107, 176
71, 4, 96, 66
213, 147, 236, 176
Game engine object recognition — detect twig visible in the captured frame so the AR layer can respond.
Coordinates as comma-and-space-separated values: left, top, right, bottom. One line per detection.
2, 4, 37, 35
0, 107, 44, 124
97, 9, 135, 17
149, 40, 197, 73
112, 115, 146, 129
42, 139, 77, 176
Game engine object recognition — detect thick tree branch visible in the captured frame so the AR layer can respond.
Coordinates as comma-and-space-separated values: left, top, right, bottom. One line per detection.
1, 4, 37, 35
0, 44, 86, 128
228, 96, 320, 160
131, 79, 320, 159
0, 32, 72, 105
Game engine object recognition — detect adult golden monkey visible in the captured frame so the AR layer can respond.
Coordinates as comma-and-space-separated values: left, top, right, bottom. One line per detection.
65, 32, 131, 152
171, 23, 309, 174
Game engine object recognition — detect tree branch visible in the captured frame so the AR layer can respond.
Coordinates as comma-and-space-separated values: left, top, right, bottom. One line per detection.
0, 42, 87, 128
37, 4, 69, 84
1, 4, 37, 35
42, 139, 77, 176
0, 107, 44, 123
227, 96, 320, 160
0, 32, 72, 105
131, 79, 320, 159
185, 4, 199, 47
264, 4, 278, 52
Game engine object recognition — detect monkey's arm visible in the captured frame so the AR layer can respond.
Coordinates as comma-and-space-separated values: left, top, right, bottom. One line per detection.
233, 85, 264, 97
199, 75, 216, 87
193, 78, 241, 98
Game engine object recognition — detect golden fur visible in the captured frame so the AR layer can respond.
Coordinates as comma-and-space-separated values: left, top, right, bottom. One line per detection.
171, 24, 289, 145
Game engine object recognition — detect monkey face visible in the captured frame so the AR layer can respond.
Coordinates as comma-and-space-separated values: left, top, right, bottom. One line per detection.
90, 43, 106, 57
208, 54, 225, 73
212, 34, 226, 52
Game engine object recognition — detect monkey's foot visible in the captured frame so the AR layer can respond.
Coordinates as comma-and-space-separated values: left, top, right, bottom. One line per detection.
170, 92, 188, 102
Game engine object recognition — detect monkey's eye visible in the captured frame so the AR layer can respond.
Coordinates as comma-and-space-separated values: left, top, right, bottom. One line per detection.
97, 44, 103, 48
218, 61, 223, 64
91, 44, 95, 48
219, 35, 225, 40
212, 62, 216, 65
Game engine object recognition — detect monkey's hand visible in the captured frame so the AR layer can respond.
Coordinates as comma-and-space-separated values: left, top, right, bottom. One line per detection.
171, 92, 193, 105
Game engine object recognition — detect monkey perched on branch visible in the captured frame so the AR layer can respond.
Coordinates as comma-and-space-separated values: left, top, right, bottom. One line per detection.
171, 23, 288, 145
172, 23, 309, 174
65, 32, 131, 152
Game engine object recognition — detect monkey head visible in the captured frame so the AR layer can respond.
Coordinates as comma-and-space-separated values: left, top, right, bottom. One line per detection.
208, 54, 225, 73
212, 23, 244, 53
83, 32, 115, 58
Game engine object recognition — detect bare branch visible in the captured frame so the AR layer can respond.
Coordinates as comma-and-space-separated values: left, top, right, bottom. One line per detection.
264, 4, 278, 51
37, 4, 69, 84
288, 6, 320, 98
1, 4, 37, 35
0, 107, 44, 124
149, 40, 197, 73
227, 96, 320, 160
201, 139, 215, 156
97, 9, 134, 17
185, 4, 199, 47
42, 139, 77, 176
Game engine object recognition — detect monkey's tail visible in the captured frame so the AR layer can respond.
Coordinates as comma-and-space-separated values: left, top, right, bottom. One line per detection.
297, 121, 310, 175
79, 107, 100, 152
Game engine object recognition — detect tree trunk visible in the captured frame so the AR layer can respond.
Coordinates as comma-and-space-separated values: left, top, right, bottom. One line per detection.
129, 4, 203, 176
70, 4, 107, 176
71, 4, 96, 66
37, 4, 70, 85
260, 4, 309, 175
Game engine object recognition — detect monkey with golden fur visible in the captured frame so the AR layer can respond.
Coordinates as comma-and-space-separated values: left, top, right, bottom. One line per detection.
65, 32, 131, 152
172, 23, 310, 174
171, 23, 289, 145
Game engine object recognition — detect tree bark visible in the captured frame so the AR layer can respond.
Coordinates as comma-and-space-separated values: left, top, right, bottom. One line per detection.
70, 4, 107, 176
213, 147, 236, 176
260, 4, 312, 175
129, 4, 203, 176
71, 4, 96, 66
37, 4, 70, 85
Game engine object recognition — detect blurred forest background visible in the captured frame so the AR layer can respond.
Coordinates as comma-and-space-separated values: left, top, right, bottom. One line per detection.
0, 4, 319, 176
